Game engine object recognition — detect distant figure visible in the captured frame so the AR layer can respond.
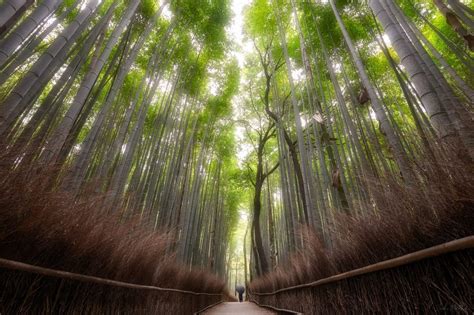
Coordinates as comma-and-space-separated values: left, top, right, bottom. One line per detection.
235, 285, 245, 302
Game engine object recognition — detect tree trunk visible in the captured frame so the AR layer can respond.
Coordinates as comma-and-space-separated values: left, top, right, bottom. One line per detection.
272, 0, 319, 229
0, 0, 99, 134
0, 0, 28, 33
40, 1, 138, 164
0, 0, 61, 67
0, 0, 81, 85
331, 0, 416, 184
382, 0, 474, 158
432, 0, 474, 50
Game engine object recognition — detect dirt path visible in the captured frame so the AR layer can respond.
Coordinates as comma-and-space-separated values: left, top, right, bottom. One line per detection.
202, 302, 276, 314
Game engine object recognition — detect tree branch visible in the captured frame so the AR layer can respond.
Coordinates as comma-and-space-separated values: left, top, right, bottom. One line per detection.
245, 162, 256, 187
263, 162, 280, 181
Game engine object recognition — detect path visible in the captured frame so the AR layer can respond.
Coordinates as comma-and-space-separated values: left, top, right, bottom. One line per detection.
202, 302, 276, 314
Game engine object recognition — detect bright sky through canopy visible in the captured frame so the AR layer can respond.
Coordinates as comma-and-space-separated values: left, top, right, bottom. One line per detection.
229, 0, 254, 165
229, 0, 253, 67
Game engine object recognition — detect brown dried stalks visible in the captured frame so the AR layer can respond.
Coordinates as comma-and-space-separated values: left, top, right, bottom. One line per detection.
250, 149, 474, 313
0, 151, 228, 314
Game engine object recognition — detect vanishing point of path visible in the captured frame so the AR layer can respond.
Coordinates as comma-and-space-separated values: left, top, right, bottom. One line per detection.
202, 302, 276, 314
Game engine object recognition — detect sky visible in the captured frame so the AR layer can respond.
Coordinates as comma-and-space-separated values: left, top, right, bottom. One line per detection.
228, 0, 254, 165
229, 0, 254, 68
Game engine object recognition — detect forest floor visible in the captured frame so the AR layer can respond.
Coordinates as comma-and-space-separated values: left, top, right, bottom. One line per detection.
202, 302, 276, 314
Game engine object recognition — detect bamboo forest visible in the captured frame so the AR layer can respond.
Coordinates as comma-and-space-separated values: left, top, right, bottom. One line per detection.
0, 0, 473, 313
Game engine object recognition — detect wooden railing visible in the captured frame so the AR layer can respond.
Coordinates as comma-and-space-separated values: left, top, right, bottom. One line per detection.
0, 257, 223, 296
250, 236, 473, 295
0, 257, 226, 313
1, 236, 472, 313
248, 236, 474, 313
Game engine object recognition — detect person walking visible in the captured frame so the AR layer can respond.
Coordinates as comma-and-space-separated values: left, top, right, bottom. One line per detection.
235, 284, 245, 302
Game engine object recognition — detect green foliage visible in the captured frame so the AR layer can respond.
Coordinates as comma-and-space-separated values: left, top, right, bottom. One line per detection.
198, 58, 240, 128
122, 69, 144, 102
245, 0, 277, 41
170, 0, 230, 58
215, 126, 236, 160
221, 59, 240, 99
139, 0, 158, 20
182, 54, 208, 97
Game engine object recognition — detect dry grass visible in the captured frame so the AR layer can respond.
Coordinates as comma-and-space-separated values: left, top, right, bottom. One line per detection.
249, 149, 474, 313
0, 153, 228, 314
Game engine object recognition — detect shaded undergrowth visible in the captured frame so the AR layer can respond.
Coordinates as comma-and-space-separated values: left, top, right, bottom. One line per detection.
0, 157, 229, 314
249, 149, 474, 313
